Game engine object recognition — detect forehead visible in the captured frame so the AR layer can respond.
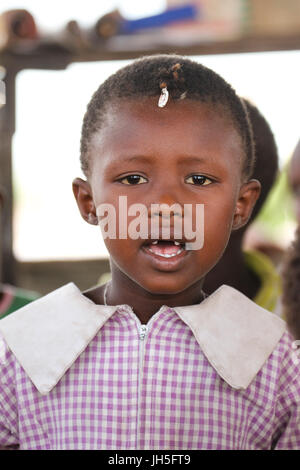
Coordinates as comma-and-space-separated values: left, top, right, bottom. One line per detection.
89, 98, 244, 174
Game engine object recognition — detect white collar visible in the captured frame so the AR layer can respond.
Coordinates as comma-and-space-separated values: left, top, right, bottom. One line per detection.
0, 282, 286, 394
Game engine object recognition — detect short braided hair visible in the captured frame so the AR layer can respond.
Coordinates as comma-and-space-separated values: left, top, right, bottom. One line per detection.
241, 98, 279, 221
80, 54, 254, 179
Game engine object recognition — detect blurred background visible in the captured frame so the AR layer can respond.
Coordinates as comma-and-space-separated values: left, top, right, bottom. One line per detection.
0, 0, 299, 295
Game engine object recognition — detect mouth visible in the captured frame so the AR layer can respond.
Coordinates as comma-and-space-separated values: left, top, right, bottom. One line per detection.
142, 239, 186, 258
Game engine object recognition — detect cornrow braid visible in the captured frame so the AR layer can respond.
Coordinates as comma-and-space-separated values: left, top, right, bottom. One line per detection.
80, 54, 254, 179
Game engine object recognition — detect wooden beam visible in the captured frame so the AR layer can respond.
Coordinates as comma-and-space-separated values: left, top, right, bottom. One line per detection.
1, 33, 300, 71
0, 67, 16, 284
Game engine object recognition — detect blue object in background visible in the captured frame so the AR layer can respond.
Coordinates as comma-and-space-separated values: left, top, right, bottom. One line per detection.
120, 4, 199, 34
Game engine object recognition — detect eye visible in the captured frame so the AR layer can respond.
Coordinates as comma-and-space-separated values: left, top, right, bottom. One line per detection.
118, 175, 148, 185
185, 175, 213, 186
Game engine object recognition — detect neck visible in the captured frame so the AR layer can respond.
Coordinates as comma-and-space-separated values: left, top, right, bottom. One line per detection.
103, 266, 205, 324
203, 233, 261, 301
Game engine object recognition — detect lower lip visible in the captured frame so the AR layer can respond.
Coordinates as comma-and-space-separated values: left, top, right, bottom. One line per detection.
141, 245, 189, 271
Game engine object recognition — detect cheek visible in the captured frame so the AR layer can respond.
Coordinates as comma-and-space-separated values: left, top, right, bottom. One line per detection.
203, 198, 236, 232
201, 199, 236, 253
103, 237, 140, 275
103, 238, 136, 280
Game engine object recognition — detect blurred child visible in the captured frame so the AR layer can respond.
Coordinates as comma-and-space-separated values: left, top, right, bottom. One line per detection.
204, 99, 281, 312
288, 139, 300, 223
0, 55, 299, 450
0, 284, 38, 319
282, 139, 300, 338
282, 226, 300, 339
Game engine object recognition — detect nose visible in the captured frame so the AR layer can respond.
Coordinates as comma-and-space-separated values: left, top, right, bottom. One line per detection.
147, 183, 183, 219
150, 203, 183, 219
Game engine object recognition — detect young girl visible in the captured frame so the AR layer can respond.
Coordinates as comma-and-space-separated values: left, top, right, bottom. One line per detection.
0, 55, 299, 450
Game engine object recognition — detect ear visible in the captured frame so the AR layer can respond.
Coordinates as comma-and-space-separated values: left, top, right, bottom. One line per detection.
72, 177, 98, 225
232, 179, 261, 231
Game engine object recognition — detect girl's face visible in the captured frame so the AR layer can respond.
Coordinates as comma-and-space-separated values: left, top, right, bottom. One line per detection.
74, 98, 260, 295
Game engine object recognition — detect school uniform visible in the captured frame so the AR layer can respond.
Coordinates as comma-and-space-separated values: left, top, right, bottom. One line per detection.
0, 283, 299, 450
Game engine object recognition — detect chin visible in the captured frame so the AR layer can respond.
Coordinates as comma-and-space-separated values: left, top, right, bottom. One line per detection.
133, 275, 197, 297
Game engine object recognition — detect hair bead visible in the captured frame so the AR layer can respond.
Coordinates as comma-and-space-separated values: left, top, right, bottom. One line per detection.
158, 86, 169, 108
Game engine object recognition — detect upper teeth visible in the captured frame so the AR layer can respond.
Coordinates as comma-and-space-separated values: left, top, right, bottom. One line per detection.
151, 240, 181, 245
147, 239, 185, 258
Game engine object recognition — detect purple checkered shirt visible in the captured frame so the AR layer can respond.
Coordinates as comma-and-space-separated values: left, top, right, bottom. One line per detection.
0, 283, 300, 450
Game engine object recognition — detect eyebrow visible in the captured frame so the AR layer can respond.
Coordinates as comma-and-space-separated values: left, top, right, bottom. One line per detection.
110, 155, 207, 165
119, 155, 153, 164
177, 156, 207, 165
